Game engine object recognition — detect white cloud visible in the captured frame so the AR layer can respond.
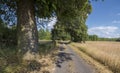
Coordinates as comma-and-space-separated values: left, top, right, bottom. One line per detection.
112, 20, 120, 24
88, 26, 120, 38
47, 17, 57, 29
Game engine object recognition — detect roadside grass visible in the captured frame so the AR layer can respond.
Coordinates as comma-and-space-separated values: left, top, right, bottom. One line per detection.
0, 40, 56, 73
39, 40, 56, 55
69, 45, 112, 73
72, 41, 120, 73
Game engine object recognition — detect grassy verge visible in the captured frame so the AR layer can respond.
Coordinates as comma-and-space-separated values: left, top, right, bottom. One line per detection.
69, 44, 113, 73
0, 41, 57, 73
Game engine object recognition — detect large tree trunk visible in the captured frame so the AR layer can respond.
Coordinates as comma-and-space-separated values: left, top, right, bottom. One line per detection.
17, 0, 38, 58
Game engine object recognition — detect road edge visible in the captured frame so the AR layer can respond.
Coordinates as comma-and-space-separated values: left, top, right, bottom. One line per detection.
68, 44, 113, 73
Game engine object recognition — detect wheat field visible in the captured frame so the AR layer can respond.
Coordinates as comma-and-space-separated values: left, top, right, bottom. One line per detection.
72, 41, 120, 73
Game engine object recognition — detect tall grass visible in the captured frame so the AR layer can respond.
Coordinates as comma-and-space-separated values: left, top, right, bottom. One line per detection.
72, 41, 120, 73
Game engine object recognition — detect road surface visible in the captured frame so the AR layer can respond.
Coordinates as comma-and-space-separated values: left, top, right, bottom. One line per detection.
53, 44, 96, 73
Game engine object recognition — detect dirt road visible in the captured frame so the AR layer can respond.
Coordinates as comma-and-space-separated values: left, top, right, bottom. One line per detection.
53, 44, 96, 73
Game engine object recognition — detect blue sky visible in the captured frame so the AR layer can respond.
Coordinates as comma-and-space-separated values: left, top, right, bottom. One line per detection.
87, 0, 120, 38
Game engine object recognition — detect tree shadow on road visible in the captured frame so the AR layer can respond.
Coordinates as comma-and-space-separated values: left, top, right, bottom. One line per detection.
55, 46, 74, 68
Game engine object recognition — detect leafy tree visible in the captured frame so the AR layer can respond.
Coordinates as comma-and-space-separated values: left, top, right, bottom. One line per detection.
0, 0, 57, 55
52, 1, 92, 43
51, 22, 71, 41
88, 35, 98, 41
0, 19, 17, 47
38, 28, 51, 40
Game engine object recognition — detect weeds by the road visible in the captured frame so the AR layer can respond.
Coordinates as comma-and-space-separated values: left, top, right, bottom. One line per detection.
72, 41, 120, 73
0, 41, 56, 73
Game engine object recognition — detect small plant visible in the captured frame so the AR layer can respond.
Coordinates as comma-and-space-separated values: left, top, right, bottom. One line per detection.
27, 60, 41, 71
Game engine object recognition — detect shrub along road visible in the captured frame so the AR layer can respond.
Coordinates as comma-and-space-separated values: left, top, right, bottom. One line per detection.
53, 44, 96, 73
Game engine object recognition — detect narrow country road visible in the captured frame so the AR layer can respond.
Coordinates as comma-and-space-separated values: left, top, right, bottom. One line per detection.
53, 44, 96, 73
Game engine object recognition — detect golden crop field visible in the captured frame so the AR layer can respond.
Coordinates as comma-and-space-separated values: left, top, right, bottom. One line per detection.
72, 41, 120, 73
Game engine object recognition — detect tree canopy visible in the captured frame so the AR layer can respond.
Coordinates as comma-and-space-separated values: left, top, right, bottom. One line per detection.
0, 0, 91, 23
0, 0, 92, 53
51, 0, 92, 42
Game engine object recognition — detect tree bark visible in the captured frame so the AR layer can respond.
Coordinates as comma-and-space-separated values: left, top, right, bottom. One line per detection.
17, 0, 38, 56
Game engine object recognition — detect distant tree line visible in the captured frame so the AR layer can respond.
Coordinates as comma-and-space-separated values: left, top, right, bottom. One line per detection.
87, 34, 120, 41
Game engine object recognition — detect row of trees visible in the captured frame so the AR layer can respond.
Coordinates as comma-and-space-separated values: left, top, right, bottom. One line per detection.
88, 35, 120, 41
0, 0, 93, 57
51, 1, 92, 43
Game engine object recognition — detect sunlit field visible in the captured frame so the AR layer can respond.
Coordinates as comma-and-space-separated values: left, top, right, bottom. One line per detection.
72, 41, 120, 73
